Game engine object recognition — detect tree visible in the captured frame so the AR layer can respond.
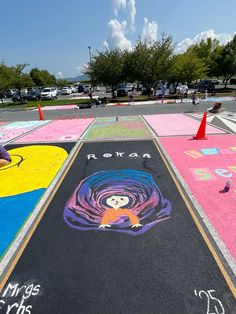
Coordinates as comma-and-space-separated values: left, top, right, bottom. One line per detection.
30, 68, 56, 87
0, 63, 12, 106
171, 50, 207, 85
56, 79, 70, 87
151, 34, 175, 82
122, 40, 152, 93
189, 38, 222, 79
85, 49, 124, 97
217, 35, 236, 87
10, 64, 33, 103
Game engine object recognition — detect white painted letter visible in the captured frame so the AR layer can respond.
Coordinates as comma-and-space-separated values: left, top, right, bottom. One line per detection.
87, 154, 98, 160
143, 154, 151, 158
129, 153, 139, 158
0, 300, 5, 310
103, 153, 112, 158
32, 285, 40, 296
6, 302, 19, 314
115, 152, 125, 157
2, 283, 19, 297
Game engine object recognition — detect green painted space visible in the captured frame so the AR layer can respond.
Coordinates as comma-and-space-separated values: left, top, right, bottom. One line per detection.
83, 116, 153, 139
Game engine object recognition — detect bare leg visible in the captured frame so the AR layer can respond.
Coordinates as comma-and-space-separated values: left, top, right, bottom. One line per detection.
0, 159, 10, 168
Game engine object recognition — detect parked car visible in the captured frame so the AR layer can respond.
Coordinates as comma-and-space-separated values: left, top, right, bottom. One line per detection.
198, 80, 215, 93
78, 103, 92, 109
78, 85, 84, 93
117, 84, 128, 97
83, 85, 91, 93
12, 91, 28, 102
105, 86, 112, 93
61, 87, 72, 95
27, 90, 42, 101
5, 89, 16, 98
126, 83, 134, 92
41, 87, 57, 100
67, 85, 76, 93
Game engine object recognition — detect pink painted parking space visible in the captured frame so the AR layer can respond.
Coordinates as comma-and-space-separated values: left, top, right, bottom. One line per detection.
14, 118, 94, 143
143, 114, 225, 136
160, 134, 236, 261
0, 122, 8, 126
0, 120, 49, 144
31, 105, 77, 111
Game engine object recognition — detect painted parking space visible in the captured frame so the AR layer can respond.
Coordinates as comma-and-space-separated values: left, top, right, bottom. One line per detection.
160, 134, 236, 262
188, 111, 236, 133
0, 121, 49, 144
143, 114, 225, 136
0, 143, 75, 261
83, 116, 153, 140
0, 140, 234, 313
0, 122, 9, 127
14, 119, 94, 143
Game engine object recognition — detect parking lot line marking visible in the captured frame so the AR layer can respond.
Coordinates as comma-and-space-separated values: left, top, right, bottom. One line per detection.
153, 139, 236, 298
0, 142, 83, 292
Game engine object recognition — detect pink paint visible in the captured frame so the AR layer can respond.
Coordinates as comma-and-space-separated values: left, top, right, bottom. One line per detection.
15, 119, 94, 142
32, 105, 77, 111
143, 114, 224, 136
160, 134, 236, 260
0, 121, 48, 144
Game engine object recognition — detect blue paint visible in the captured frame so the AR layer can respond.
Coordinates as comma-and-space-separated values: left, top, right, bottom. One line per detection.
200, 148, 219, 155
0, 188, 45, 259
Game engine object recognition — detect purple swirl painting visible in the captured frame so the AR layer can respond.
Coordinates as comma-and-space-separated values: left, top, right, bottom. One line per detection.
63, 169, 172, 235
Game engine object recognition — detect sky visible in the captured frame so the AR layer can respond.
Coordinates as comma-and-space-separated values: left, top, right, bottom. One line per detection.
0, 0, 235, 79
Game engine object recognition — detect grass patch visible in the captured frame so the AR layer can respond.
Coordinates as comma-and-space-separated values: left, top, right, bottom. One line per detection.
0, 98, 92, 109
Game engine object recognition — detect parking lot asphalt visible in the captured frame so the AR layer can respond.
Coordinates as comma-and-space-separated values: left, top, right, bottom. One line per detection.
0, 112, 235, 313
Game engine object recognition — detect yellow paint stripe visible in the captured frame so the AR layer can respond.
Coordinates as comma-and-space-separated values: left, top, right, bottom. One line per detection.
153, 140, 236, 298
0, 143, 83, 292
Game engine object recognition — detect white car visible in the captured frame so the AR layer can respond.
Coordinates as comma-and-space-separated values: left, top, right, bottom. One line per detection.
83, 85, 91, 93
61, 87, 72, 95
40, 87, 57, 100
67, 85, 76, 93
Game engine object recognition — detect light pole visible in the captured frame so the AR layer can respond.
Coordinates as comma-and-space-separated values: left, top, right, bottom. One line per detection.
88, 46, 92, 62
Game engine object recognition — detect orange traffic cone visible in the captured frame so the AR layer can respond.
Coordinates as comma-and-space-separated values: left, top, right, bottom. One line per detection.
83, 114, 87, 119
193, 112, 207, 140
38, 104, 45, 120
90, 113, 93, 119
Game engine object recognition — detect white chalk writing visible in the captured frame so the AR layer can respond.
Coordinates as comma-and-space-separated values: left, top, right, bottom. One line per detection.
0, 283, 41, 314
194, 289, 225, 314
87, 152, 151, 160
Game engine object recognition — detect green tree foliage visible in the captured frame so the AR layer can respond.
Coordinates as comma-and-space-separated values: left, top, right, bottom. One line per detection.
189, 38, 222, 78
123, 40, 153, 93
85, 49, 124, 97
0, 63, 12, 105
151, 34, 175, 82
30, 68, 56, 86
171, 51, 207, 85
56, 79, 70, 87
218, 35, 236, 87
10, 64, 33, 102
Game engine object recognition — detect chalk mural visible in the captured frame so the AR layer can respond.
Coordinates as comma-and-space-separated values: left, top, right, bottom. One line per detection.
15, 119, 93, 143
160, 135, 236, 261
64, 169, 172, 235
0, 145, 68, 259
0, 121, 48, 144
0, 281, 41, 313
83, 116, 153, 140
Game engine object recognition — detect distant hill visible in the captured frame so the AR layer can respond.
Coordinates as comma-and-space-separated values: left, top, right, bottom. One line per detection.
66, 74, 90, 82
